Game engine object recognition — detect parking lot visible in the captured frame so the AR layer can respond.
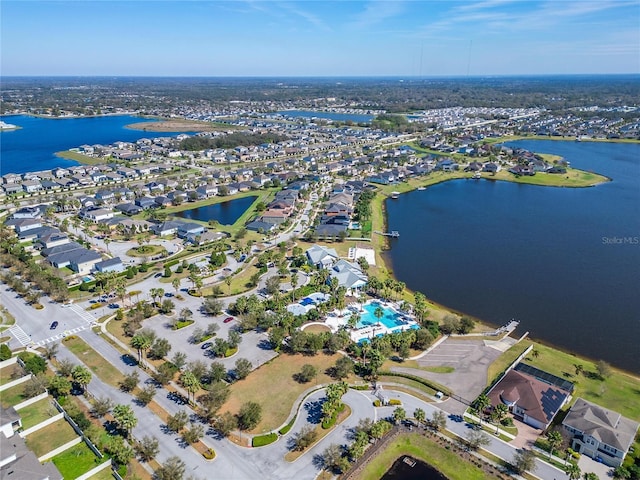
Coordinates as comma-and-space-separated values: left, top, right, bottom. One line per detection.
141, 313, 277, 373
391, 337, 510, 413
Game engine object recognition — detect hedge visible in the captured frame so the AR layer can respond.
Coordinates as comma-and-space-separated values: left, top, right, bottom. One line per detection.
377, 370, 451, 396
164, 259, 179, 268
388, 399, 402, 406
321, 403, 345, 429
279, 418, 295, 435
203, 448, 216, 460
252, 432, 278, 447
173, 320, 194, 330
349, 385, 369, 391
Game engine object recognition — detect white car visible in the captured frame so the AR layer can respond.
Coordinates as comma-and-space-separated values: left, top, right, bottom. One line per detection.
61, 302, 73, 308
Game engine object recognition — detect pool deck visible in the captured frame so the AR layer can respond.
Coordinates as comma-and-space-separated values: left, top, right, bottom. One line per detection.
323, 301, 419, 343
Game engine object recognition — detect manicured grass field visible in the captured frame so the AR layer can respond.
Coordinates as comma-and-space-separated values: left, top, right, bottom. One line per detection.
25, 418, 78, 457
0, 383, 26, 408
16, 397, 56, 429
63, 336, 126, 388
301, 324, 331, 334
55, 150, 104, 165
518, 343, 640, 421
352, 433, 495, 480
219, 352, 353, 433
486, 340, 533, 384
52, 441, 106, 479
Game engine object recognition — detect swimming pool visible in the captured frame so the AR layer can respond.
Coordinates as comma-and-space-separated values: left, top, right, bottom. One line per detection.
300, 297, 314, 306
356, 302, 405, 329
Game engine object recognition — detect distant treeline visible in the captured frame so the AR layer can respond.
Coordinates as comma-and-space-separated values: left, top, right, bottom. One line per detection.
180, 132, 288, 151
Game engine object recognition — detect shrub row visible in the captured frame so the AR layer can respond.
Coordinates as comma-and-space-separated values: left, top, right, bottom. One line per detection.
252, 432, 278, 447
203, 448, 216, 460
172, 320, 195, 330
349, 385, 370, 391
377, 370, 451, 396
321, 403, 345, 429
388, 399, 402, 406
164, 259, 179, 268
279, 417, 296, 435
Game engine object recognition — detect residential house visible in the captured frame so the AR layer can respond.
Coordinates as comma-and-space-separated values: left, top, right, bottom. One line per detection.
21, 180, 42, 193
94, 257, 125, 273
177, 222, 205, 239
79, 208, 114, 223
487, 365, 572, 430
306, 244, 339, 269
0, 406, 63, 480
115, 203, 142, 216
562, 398, 639, 467
246, 220, 277, 233
135, 197, 157, 210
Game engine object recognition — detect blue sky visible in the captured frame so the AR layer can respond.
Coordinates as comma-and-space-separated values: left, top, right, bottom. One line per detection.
2, 0, 639, 76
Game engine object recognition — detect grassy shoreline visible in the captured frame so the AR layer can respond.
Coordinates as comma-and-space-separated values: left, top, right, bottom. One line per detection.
481, 134, 640, 144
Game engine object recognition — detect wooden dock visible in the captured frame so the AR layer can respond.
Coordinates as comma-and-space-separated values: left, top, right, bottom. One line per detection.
374, 230, 400, 238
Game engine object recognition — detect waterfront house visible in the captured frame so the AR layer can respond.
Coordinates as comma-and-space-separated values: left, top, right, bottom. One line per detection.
135, 197, 157, 210
177, 222, 205, 239
115, 203, 143, 216
487, 364, 572, 430
562, 398, 639, 467
151, 221, 182, 237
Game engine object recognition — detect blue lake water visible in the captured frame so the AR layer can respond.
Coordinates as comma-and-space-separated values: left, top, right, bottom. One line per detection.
174, 196, 257, 225
384, 141, 640, 373
0, 114, 183, 175
276, 110, 374, 123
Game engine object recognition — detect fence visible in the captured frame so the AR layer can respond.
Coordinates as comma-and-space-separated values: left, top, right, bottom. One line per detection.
341, 425, 403, 479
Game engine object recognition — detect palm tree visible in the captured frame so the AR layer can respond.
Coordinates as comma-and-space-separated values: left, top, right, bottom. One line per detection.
180, 371, 201, 404
112, 404, 138, 438
565, 462, 581, 480
131, 333, 152, 364
413, 408, 426, 428
171, 277, 181, 295
374, 306, 384, 326
71, 365, 92, 393
546, 430, 563, 459
473, 394, 490, 425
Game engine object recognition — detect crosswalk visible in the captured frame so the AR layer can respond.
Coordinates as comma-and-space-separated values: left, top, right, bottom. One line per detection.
69, 304, 97, 324
36, 325, 90, 346
8, 325, 31, 346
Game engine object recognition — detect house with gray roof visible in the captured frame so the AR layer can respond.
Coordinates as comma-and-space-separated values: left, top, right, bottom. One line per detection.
562, 398, 639, 467
306, 245, 339, 269
329, 259, 368, 296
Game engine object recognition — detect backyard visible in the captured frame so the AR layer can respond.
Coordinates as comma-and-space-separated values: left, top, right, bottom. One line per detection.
16, 397, 57, 430
0, 382, 26, 408
51, 441, 107, 479
25, 418, 78, 457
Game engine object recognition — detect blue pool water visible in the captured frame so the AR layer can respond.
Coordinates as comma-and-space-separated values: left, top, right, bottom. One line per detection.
356, 302, 404, 329
300, 297, 314, 306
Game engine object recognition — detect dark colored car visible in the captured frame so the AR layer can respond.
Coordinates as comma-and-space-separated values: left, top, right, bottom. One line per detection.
201, 342, 212, 350
223, 317, 234, 323
50, 321, 59, 330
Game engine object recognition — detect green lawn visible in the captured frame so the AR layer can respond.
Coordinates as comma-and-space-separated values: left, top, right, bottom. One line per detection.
352, 433, 497, 480
486, 340, 534, 384
55, 150, 104, 165
52, 441, 106, 480
63, 336, 126, 388
519, 343, 640, 422
25, 418, 78, 457
16, 397, 57, 429
126, 245, 167, 258
0, 383, 26, 408
220, 352, 354, 433
87, 468, 115, 480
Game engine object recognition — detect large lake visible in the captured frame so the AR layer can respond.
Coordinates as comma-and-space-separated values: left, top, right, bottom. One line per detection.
174, 196, 257, 226
276, 110, 374, 123
0, 114, 184, 175
384, 140, 640, 373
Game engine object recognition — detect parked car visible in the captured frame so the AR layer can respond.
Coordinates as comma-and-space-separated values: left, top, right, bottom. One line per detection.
50, 321, 58, 330
61, 302, 73, 308
154, 273, 162, 278
223, 317, 234, 324
201, 342, 212, 350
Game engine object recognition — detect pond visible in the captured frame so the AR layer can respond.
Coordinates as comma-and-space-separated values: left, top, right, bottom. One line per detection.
381, 456, 449, 480
174, 196, 257, 225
